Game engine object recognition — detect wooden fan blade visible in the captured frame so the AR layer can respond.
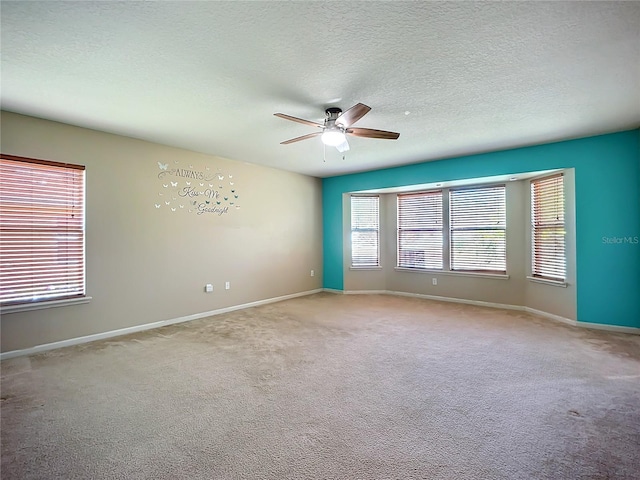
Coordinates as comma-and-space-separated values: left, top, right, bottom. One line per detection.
280, 132, 322, 144
335, 103, 371, 127
274, 113, 323, 128
346, 127, 400, 140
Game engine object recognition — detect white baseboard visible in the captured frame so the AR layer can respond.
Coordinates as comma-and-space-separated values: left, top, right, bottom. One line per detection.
0, 289, 323, 361
523, 307, 576, 327
327, 288, 639, 335
3, 287, 637, 361
322, 288, 345, 294
575, 322, 640, 335
388, 290, 523, 311
343, 289, 387, 295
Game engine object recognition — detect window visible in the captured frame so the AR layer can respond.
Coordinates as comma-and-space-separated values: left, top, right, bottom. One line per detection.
350, 196, 379, 267
0, 154, 86, 306
450, 186, 506, 272
396, 184, 506, 273
531, 174, 565, 281
397, 191, 443, 269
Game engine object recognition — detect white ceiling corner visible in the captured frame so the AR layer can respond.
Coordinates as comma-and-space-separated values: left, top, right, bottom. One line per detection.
1, 1, 639, 178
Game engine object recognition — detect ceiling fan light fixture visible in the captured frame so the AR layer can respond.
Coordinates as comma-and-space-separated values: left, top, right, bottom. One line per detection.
321, 129, 346, 147
275, 103, 399, 149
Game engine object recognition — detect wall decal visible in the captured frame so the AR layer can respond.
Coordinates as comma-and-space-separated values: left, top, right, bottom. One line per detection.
155, 160, 240, 215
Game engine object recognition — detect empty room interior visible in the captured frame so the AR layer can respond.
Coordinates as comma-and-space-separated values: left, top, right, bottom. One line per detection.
1, 2, 639, 479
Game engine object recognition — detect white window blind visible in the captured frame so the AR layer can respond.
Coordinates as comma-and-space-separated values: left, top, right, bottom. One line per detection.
351, 196, 379, 267
531, 174, 565, 280
0, 155, 86, 305
450, 185, 506, 272
397, 191, 443, 269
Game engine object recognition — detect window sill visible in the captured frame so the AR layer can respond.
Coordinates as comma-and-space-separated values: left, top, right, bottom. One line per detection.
394, 267, 509, 280
350, 266, 383, 271
527, 276, 567, 288
0, 296, 92, 314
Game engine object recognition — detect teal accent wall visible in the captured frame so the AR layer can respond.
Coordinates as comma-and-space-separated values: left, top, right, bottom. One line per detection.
322, 130, 640, 328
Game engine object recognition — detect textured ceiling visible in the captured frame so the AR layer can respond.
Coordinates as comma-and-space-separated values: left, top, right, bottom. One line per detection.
2, 1, 639, 178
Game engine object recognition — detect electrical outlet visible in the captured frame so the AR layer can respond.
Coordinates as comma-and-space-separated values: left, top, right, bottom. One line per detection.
432, 278, 437, 286
225, 281, 230, 290
205, 284, 213, 293
310, 270, 314, 277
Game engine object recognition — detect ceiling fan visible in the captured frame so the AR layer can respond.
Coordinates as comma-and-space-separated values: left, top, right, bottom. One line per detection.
274, 103, 400, 153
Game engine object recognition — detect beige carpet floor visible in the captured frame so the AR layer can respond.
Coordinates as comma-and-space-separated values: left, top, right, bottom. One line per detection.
1, 293, 639, 479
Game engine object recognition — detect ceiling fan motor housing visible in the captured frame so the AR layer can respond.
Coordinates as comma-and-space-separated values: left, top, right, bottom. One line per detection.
325, 107, 344, 133
325, 107, 342, 120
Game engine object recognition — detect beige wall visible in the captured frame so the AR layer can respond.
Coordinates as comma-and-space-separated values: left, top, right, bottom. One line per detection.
343, 177, 576, 320
0, 112, 323, 352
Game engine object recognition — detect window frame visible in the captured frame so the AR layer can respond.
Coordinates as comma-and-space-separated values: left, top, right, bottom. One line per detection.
395, 182, 507, 276
350, 195, 380, 268
0, 153, 88, 311
449, 184, 507, 273
397, 190, 444, 270
530, 173, 566, 282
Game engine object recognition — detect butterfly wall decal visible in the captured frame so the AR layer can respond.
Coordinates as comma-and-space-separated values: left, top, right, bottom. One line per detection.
158, 162, 168, 170
171, 181, 178, 187
155, 204, 161, 209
